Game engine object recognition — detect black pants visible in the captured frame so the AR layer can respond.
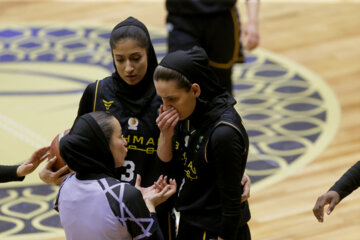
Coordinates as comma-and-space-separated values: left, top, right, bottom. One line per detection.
167, 8, 244, 95
176, 218, 251, 240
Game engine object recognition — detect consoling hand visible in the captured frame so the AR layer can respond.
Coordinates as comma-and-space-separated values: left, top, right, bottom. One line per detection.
39, 156, 70, 186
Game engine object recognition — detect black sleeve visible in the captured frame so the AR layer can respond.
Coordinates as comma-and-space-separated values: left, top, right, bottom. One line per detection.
148, 213, 165, 240
209, 124, 247, 240
77, 82, 97, 117
329, 161, 360, 200
0, 165, 25, 183
123, 185, 165, 240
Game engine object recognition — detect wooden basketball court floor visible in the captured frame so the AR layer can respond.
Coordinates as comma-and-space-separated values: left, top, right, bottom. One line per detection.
0, 0, 359, 239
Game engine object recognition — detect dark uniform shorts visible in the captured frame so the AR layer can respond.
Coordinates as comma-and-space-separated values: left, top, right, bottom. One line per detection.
166, 8, 244, 93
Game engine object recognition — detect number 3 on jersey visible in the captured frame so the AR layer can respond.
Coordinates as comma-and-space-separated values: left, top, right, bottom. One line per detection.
120, 160, 135, 182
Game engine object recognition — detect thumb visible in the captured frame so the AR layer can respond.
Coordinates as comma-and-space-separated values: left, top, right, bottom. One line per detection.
327, 199, 338, 215
46, 157, 56, 169
135, 174, 141, 188
23, 163, 34, 172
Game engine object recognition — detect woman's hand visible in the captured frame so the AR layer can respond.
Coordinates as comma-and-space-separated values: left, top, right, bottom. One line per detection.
17, 146, 51, 177
313, 190, 340, 222
241, 173, 251, 202
156, 105, 179, 139
39, 156, 70, 186
156, 105, 179, 162
135, 174, 177, 212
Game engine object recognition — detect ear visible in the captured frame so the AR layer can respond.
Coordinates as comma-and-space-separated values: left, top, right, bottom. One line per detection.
191, 83, 201, 98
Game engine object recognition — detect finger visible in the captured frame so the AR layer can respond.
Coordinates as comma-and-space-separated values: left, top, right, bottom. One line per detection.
46, 157, 57, 169
159, 185, 172, 197
55, 165, 70, 177
39, 152, 50, 162
56, 174, 68, 186
327, 198, 339, 215
313, 198, 325, 222
157, 111, 177, 128
135, 174, 142, 188
36, 146, 51, 155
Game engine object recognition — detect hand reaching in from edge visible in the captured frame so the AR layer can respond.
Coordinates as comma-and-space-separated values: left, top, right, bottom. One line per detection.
17, 146, 51, 177
313, 190, 340, 222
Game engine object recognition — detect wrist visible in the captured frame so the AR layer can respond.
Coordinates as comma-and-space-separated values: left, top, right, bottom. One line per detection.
145, 200, 156, 213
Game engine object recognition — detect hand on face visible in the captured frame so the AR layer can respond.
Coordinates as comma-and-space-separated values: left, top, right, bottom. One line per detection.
156, 105, 179, 139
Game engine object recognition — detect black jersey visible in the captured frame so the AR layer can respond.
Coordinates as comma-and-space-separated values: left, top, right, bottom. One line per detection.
77, 77, 162, 187
330, 161, 360, 200
166, 0, 236, 15
173, 106, 250, 239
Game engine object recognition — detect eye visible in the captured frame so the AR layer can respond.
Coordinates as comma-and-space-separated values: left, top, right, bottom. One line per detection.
131, 56, 141, 62
116, 58, 124, 63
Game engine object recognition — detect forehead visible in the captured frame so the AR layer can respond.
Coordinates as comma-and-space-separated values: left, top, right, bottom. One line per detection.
112, 117, 121, 131
154, 80, 185, 96
113, 38, 145, 52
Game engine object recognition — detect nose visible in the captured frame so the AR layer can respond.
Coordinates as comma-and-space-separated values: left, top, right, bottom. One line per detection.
121, 137, 127, 146
162, 100, 172, 110
125, 60, 134, 73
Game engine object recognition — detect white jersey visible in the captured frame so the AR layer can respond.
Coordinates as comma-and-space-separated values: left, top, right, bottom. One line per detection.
56, 174, 159, 240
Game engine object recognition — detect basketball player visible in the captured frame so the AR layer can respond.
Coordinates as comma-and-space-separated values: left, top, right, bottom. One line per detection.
165, 0, 260, 94
39, 17, 252, 239
155, 46, 251, 239
56, 111, 176, 239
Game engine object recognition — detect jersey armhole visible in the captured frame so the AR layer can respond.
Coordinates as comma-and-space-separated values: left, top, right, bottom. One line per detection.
93, 80, 100, 112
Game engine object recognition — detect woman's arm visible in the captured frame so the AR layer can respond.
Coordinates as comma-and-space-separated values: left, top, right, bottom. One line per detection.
0, 146, 50, 183
209, 124, 248, 239
156, 106, 179, 162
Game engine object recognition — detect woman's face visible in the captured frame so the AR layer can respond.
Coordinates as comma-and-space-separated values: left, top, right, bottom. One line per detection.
109, 118, 128, 167
154, 80, 200, 120
112, 38, 148, 85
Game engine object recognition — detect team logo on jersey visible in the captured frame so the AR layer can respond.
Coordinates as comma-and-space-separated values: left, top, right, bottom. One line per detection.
128, 117, 139, 130
184, 135, 189, 147
103, 99, 114, 110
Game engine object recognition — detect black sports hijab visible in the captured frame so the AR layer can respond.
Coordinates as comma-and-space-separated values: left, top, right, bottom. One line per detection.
159, 46, 226, 100
60, 113, 117, 180
111, 17, 158, 116
159, 46, 236, 129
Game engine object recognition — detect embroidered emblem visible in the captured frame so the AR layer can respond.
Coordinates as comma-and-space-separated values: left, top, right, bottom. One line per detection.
128, 117, 139, 130
184, 135, 189, 147
102, 99, 114, 110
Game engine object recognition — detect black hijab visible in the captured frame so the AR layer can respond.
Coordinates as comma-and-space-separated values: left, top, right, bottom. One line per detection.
60, 113, 117, 180
159, 46, 236, 129
111, 17, 158, 116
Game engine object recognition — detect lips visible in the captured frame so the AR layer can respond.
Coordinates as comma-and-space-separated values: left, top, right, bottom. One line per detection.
126, 75, 136, 80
